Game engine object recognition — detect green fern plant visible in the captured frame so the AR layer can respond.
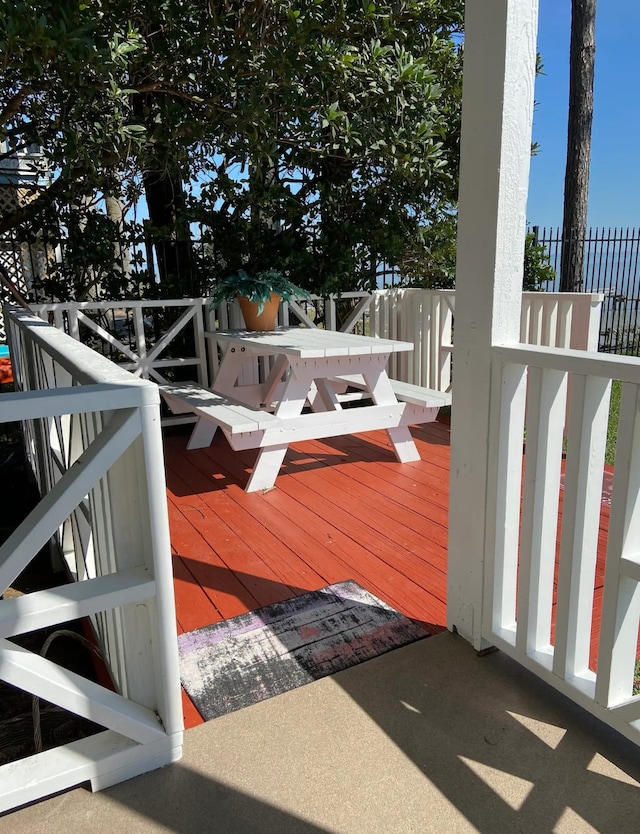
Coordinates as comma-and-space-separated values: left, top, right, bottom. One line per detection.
209, 269, 310, 315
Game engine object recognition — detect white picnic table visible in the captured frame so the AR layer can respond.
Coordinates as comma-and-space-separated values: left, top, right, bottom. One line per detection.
198, 327, 439, 491
161, 327, 449, 491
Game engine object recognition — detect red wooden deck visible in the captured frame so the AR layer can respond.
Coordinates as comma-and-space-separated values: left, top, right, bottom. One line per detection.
164, 421, 451, 726
163, 420, 614, 729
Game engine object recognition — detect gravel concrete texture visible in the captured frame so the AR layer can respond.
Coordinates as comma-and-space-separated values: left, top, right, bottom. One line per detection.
2, 631, 639, 833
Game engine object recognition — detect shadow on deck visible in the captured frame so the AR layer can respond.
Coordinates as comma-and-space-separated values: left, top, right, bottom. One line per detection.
164, 421, 451, 727
5, 633, 640, 832
4, 423, 640, 830
163, 418, 621, 729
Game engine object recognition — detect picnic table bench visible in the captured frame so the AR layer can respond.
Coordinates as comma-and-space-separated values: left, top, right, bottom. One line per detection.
160, 328, 450, 492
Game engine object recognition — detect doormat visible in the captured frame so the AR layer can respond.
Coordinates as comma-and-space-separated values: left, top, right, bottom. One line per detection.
178, 580, 428, 721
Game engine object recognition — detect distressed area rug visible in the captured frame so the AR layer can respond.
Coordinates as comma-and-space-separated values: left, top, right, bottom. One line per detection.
178, 580, 428, 721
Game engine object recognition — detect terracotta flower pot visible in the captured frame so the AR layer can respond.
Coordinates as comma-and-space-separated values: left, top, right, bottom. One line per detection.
238, 292, 281, 331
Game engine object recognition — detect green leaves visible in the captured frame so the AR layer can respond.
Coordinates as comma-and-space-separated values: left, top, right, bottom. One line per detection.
1, 0, 465, 297
208, 269, 310, 314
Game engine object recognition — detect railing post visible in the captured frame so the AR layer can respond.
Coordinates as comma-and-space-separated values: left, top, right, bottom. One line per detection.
325, 296, 337, 331
570, 292, 604, 351
448, 0, 538, 649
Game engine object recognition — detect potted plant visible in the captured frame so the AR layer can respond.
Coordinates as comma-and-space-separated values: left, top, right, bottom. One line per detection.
209, 269, 310, 331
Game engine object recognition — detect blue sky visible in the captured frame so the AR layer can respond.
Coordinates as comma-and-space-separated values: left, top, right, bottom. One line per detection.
527, 0, 640, 230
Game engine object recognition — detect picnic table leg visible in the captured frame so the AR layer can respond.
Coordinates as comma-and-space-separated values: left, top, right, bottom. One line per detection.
211, 344, 244, 392
362, 367, 421, 462
244, 372, 312, 491
186, 417, 218, 450
245, 443, 289, 492
307, 378, 342, 412
386, 426, 421, 462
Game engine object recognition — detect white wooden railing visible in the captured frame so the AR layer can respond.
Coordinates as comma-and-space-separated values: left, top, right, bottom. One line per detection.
370, 289, 455, 391
370, 289, 604, 392
484, 343, 640, 745
29, 298, 211, 386
30, 293, 374, 394
31, 291, 603, 397
0, 305, 183, 813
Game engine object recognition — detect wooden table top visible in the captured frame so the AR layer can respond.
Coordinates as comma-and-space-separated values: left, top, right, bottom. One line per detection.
205, 327, 414, 358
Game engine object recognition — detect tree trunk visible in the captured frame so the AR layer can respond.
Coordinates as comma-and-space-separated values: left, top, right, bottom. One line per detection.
318, 152, 354, 294
560, 0, 596, 292
131, 90, 195, 296
143, 169, 195, 296
104, 189, 132, 290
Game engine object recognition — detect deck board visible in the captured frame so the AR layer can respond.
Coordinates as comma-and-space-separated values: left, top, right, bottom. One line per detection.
163, 419, 615, 729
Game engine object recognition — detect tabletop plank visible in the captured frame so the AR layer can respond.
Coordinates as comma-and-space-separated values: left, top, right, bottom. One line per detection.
206, 327, 414, 358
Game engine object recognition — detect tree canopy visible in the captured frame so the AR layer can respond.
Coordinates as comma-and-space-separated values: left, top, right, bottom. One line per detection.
1, 0, 465, 298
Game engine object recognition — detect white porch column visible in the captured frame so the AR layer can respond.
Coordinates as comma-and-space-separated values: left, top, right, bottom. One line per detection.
448, 0, 539, 649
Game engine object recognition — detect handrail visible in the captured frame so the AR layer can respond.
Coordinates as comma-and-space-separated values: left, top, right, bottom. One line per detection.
0, 305, 183, 813
484, 337, 640, 746
493, 342, 640, 382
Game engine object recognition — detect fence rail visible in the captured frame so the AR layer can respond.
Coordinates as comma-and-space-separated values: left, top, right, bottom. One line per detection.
28, 292, 603, 404
485, 342, 640, 746
369, 289, 603, 392
0, 305, 183, 813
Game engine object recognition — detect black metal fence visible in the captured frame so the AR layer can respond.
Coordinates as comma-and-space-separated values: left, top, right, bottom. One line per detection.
533, 226, 640, 355
4, 218, 640, 355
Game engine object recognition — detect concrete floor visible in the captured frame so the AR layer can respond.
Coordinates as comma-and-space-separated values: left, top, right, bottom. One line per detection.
2, 632, 640, 833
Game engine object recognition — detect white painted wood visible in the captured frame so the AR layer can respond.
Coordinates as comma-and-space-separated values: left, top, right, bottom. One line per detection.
361, 366, 421, 462
89, 732, 182, 792
595, 382, 640, 708
199, 329, 433, 489
0, 382, 150, 422
287, 298, 317, 328
370, 289, 601, 392
448, 0, 538, 649
0, 731, 180, 814
339, 294, 372, 334
245, 371, 315, 490
134, 307, 147, 370
184, 417, 217, 450
0, 638, 165, 743
494, 342, 640, 382
68, 308, 80, 340
225, 403, 430, 450
211, 326, 414, 358
1, 306, 183, 811
98, 427, 160, 710
131, 408, 182, 735
0, 407, 141, 593
389, 379, 451, 408
161, 383, 283, 433
245, 443, 290, 492
516, 366, 566, 655
486, 362, 528, 641
553, 373, 610, 680
261, 354, 290, 407
31, 298, 205, 311
385, 427, 421, 462
31, 299, 211, 391
0, 567, 154, 637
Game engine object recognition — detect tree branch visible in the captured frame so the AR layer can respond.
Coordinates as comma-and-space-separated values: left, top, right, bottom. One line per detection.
0, 88, 35, 127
